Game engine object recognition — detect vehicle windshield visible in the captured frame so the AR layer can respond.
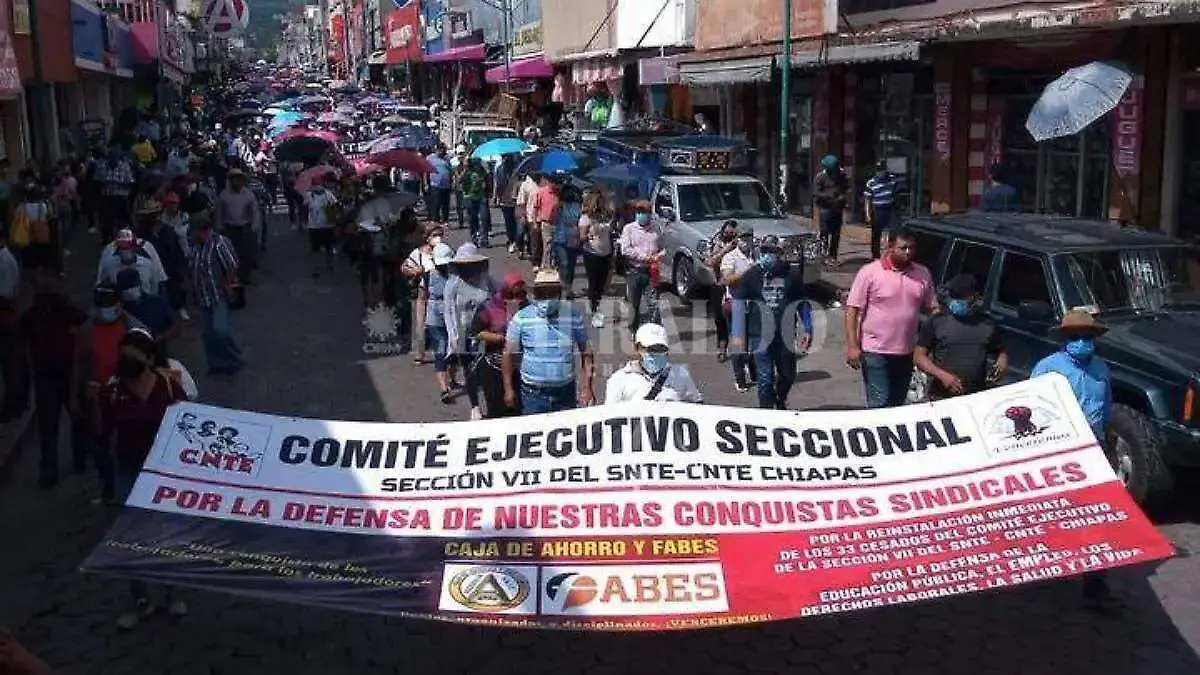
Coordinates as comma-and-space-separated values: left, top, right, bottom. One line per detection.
465, 129, 518, 147
676, 181, 780, 222
1058, 247, 1200, 314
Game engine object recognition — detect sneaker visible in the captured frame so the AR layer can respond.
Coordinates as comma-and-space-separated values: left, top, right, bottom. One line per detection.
508, 243, 517, 254
117, 600, 155, 630
166, 600, 188, 617
735, 382, 751, 393
470, 406, 483, 421
591, 312, 605, 328
179, 309, 191, 321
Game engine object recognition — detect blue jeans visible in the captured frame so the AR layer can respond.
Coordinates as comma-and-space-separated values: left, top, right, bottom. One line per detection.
752, 339, 797, 409
466, 198, 488, 244
520, 381, 576, 415
201, 301, 244, 372
426, 325, 450, 372
861, 352, 914, 408
553, 244, 579, 289
428, 187, 450, 223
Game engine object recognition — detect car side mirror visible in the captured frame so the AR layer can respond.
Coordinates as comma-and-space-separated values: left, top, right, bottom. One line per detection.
1017, 299, 1054, 323
658, 206, 675, 221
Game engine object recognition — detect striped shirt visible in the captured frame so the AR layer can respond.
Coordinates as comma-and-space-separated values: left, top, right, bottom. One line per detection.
505, 302, 588, 387
189, 235, 239, 308
863, 172, 898, 206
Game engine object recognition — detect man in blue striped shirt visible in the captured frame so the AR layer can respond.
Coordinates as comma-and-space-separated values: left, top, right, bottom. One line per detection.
502, 269, 595, 414
863, 160, 899, 259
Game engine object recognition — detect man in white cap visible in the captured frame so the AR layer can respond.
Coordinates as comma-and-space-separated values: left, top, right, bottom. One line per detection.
97, 228, 168, 296
604, 323, 702, 404
503, 268, 594, 414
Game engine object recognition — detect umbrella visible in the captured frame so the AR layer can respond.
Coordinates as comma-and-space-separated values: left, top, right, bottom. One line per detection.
358, 192, 421, 222
381, 115, 411, 125
515, 149, 585, 176
274, 132, 340, 163
263, 107, 292, 117
225, 108, 263, 121
369, 129, 434, 153
588, 163, 657, 203
472, 138, 530, 160
1025, 61, 1132, 142
364, 149, 435, 174
352, 160, 385, 177
318, 112, 355, 125
295, 164, 341, 191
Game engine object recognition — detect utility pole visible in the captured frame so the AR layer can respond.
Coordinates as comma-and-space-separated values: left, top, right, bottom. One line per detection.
778, 0, 792, 208
502, 0, 512, 93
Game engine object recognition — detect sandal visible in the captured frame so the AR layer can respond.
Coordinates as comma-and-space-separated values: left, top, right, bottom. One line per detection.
717, 347, 729, 363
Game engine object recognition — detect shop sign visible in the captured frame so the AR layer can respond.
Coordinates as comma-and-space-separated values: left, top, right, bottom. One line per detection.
447, 10, 471, 40
511, 21, 542, 59
1111, 75, 1143, 177
985, 97, 1004, 170
11, 0, 29, 35
934, 82, 952, 161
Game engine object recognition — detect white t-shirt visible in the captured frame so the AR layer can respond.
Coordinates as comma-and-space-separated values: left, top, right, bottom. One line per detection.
719, 247, 754, 300
96, 240, 169, 294
405, 246, 436, 288
579, 214, 612, 257
604, 362, 703, 404
304, 189, 338, 230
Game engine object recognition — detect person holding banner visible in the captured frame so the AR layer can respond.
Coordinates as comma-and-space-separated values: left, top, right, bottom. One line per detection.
604, 323, 703, 404
97, 328, 189, 629
502, 268, 595, 414
1031, 310, 1121, 613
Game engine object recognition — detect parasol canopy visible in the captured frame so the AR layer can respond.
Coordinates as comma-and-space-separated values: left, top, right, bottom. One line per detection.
295, 164, 341, 191
1025, 61, 1132, 142
472, 138, 530, 161
364, 149, 435, 174
358, 192, 421, 222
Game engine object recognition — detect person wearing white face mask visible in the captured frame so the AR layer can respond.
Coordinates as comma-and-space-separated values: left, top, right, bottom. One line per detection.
402, 224, 444, 365
604, 323, 702, 404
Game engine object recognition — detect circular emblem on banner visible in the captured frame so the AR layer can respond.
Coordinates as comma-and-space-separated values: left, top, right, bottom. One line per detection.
203, 0, 249, 37
447, 567, 531, 612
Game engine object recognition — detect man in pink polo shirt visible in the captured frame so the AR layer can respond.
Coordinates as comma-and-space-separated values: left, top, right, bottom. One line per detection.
844, 230, 939, 407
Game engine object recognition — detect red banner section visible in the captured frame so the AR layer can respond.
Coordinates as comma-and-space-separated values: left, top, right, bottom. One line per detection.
83, 375, 1172, 630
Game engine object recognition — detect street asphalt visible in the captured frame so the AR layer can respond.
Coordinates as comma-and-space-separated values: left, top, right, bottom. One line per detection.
2, 207, 1200, 674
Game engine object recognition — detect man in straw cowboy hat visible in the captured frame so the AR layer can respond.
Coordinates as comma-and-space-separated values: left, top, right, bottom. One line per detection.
502, 268, 595, 415
1032, 309, 1121, 613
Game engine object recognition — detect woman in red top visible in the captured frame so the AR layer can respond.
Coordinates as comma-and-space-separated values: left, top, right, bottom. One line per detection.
470, 272, 527, 419
98, 328, 188, 630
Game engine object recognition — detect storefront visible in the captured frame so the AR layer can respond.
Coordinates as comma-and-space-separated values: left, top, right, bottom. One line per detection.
14, 0, 75, 161
384, 1, 422, 94
422, 0, 485, 104
0, 0, 26, 166
72, 0, 134, 142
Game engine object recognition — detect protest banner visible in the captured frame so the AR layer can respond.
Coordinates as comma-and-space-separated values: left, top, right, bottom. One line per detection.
83, 374, 1173, 630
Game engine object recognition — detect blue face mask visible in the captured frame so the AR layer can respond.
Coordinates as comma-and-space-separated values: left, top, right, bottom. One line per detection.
947, 298, 972, 317
1064, 337, 1096, 361
635, 213, 650, 226
757, 253, 778, 271
641, 352, 668, 374
96, 307, 120, 323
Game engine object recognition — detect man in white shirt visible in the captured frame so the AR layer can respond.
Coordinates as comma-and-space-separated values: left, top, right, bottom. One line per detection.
303, 172, 339, 279
96, 228, 169, 295
515, 172, 540, 260
720, 223, 757, 392
215, 168, 262, 284
604, 323, 703, 404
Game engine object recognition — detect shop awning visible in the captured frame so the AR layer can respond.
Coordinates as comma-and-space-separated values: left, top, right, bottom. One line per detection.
572, 57, 622, 85
485, 55, 553, 84
791, 41, 921, 68
424, 42, 486, 63
679, 55, 774, 86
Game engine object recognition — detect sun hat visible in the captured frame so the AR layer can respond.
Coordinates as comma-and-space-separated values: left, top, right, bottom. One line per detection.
634, 323, 669, 349
1050, 310, 1108, 338
227, 168, 245, 178
453, 242, 488, 264
135, 199, 163, 215
432, 242, 455, 266
533, 268, 562, 286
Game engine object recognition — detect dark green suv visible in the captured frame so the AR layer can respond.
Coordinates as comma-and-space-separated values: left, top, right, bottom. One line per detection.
902, 214, 1200, 507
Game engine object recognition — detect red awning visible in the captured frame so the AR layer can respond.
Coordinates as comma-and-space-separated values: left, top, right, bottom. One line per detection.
485, 55, 553, 84
424, 42, 486, 63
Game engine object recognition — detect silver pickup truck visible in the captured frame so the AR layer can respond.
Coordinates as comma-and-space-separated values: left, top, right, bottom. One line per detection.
650, 174, 823, 297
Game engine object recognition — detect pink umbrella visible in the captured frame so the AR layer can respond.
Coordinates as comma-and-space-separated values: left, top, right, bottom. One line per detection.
295, 164, 340, 191
352, 160, 384, 177
363, 149, 434, 174
317, 112, 355, 126
276, 128, 340, 143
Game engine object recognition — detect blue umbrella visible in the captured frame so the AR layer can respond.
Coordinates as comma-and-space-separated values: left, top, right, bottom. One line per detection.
515, 149, 583, 176
472, 137, 529, 160
1025, 61, 1132, 142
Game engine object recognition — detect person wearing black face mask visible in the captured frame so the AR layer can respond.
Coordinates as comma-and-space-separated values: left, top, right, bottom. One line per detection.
98, 329, 189, 629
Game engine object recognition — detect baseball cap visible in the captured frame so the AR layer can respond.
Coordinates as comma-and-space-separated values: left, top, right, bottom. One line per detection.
432, 243, 455, 266
634, 323, 669, 349
945, 273, 978, 299
115, 268, 141, 291
162, 191, 180, 205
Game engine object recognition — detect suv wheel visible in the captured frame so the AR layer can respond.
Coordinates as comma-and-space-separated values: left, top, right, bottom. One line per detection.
1106, 404, 1173, 510
673, 256, 696, 299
